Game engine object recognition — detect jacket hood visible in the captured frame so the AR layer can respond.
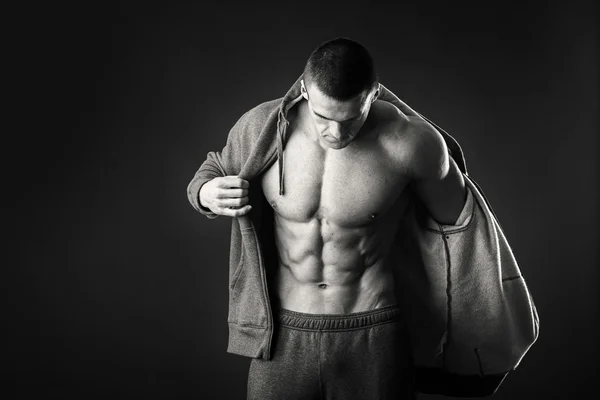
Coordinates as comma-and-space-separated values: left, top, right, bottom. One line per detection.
274, 74, 469, 196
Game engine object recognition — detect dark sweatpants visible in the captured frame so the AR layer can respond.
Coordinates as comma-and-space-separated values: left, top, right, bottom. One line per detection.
246, 304, 416, 400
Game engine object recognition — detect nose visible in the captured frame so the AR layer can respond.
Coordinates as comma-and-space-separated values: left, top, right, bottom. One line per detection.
328, 122, 344, 139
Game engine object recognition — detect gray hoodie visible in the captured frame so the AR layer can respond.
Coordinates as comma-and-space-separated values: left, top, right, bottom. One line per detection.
187, 75, 539, 397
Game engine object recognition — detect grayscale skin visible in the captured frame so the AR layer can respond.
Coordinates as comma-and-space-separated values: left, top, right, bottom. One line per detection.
201, 80, 467, 314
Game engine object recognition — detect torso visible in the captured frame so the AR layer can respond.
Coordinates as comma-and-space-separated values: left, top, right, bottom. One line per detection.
261, 100, 414, 314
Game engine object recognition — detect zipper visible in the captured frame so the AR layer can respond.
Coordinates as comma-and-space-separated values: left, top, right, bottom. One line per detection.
438, 223, 453, 370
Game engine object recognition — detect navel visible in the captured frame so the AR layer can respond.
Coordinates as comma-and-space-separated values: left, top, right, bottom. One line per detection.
318, 283, 328, 289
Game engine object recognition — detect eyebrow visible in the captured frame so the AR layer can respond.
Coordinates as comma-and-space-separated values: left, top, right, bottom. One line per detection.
312, 109, 361, 122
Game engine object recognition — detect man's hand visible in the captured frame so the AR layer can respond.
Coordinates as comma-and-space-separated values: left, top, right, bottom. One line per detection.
199, 176, 252, 217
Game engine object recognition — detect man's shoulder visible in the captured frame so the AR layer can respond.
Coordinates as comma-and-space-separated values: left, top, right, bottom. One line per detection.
375, 101, 448, 179
405, 116, 449, 180
235, 98, 284, 130
374, 100, 434, 135
247, 98, 283, 116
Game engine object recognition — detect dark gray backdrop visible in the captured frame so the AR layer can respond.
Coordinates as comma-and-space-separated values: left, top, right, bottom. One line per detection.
9, 0, 598, 399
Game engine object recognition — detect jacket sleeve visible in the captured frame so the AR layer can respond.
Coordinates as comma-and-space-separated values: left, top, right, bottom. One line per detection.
186, 112, 249, 219
398, 175, 540, 397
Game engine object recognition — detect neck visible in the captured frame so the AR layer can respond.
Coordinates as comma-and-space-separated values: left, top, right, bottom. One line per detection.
295, 100, 321, 144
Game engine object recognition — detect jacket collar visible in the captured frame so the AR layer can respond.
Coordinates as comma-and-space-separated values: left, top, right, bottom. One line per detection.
275, 75, 304, 195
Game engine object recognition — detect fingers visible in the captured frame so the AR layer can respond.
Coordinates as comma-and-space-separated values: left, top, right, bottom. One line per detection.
219, 188, 249, 199
218, 197, 249, 208
208, 176, 251, 218
219, 176, 250, 189
218, 205, 252, 217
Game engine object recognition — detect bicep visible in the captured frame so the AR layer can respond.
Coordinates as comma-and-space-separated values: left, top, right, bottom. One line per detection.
408, 124, 467, 226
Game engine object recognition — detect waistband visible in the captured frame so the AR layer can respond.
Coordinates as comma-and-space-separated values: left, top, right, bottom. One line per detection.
277, 304, 403, 331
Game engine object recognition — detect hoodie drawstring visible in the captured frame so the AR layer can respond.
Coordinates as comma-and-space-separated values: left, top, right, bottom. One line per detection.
276, 110, 289, 195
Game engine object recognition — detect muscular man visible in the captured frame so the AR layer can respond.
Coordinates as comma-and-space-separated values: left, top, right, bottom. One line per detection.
193, 38, 467, 399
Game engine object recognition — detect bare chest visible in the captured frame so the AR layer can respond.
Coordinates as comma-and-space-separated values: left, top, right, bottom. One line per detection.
261, 128, 411, 226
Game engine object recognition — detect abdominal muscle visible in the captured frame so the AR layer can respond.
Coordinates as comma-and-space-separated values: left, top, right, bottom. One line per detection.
273, 207, 403, 314
262, 99, 412, 314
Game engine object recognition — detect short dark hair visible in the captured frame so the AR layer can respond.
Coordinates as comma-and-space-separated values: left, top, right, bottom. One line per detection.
303, 37, 378, 101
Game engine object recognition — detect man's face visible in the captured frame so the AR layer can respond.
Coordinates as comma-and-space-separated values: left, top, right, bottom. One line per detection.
301, 81, 378, 150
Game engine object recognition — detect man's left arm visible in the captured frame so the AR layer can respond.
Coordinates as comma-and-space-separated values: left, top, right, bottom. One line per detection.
407, 120, 467, 226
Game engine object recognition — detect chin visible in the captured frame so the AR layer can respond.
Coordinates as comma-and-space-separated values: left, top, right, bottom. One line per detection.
326, 142, 349, 150
320, 137, 352, 150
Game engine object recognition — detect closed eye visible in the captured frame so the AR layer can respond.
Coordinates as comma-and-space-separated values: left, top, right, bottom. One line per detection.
313, 110, 361, 123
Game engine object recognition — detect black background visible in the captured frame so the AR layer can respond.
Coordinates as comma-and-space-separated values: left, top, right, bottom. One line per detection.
8, 0, 598, 399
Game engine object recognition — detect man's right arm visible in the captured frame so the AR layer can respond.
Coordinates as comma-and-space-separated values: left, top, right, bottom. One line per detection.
186, 112, 252, 219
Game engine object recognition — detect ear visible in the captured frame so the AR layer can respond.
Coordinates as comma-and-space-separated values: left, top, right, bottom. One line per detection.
371, 83, 381, 102
300, 79, 309, 100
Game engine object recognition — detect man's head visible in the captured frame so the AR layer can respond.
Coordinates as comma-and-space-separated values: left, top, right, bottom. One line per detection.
301, 37, 380, 150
